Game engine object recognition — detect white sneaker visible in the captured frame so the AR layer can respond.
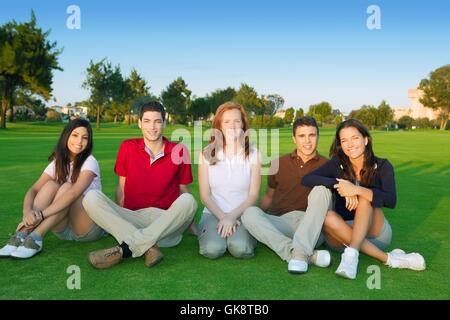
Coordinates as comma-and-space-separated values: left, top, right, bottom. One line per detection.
335, 247, 359, 279
288, 259, 308, 274
0, 234, 24, 258
387, 248, 426, 271
10, 236, 42, 259
309, 250, 331, 268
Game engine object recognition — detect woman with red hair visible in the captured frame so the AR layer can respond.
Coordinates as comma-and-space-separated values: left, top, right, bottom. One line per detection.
197, 102, 261, 259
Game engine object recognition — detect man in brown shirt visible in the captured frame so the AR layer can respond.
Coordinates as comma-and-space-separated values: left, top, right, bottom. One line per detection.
241, 117, 333, 274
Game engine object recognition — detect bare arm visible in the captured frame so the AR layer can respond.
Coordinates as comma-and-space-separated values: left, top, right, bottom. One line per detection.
260, 187, 275, 212
180, 184, 190, 194
116, 176, 126, 206
42, 171, 95, 218
198, 152, 226, 220
22, 173, 53, 219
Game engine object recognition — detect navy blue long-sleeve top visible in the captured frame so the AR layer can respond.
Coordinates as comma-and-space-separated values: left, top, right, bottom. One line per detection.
302, 156, 397, 221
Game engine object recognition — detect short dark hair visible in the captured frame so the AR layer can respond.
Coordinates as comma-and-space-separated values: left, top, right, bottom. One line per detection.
292, 116, 319, 136
139, 101, 166, 121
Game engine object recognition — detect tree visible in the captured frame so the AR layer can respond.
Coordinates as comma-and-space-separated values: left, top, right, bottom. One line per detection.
82, 59, 123, 128
284, 107, 295, 125
126, 69, 151, 125
14, 89, 47, 120
264, 94, 284, 128
0, 11, 62, 129
334, 115, 343, 126
189, 96, 211, 121
349, 105, 378, 129
295, 108, 304, 120
208, 87, 236, 115
419, 65, 450, 130
412, 117, 432, 129
376, 100, 394, 128
307, 101, 332, 126
161, 77, 191, 124
233, 83, 262, 116
398, 115, 413, 130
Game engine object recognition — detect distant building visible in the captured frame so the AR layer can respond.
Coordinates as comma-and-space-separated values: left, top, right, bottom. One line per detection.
394, 89, 439, 120
48, 104, 88, 119
7, 106, 36, 117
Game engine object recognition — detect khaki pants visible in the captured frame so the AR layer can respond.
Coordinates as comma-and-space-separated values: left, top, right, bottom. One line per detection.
198, 212, 257, 259
82, 190, 197, 257
241, 186, 332, 262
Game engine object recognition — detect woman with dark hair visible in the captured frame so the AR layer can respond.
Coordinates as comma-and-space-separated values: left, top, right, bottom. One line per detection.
197, 102, 261, 259
303, 119, 425, 279
0, 119, 106, 259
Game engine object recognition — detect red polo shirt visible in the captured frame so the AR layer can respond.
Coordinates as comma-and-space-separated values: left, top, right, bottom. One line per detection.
114, 137, 193, 210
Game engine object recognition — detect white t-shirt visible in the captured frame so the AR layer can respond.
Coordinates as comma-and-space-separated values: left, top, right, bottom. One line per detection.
43, 155, 102, 195
203, 147, 259, 215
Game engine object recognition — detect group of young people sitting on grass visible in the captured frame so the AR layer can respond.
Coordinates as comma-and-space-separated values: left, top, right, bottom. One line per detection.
0, 101, 426, 280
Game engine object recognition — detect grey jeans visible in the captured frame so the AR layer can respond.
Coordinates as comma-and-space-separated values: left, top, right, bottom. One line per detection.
197, 212, 257, 259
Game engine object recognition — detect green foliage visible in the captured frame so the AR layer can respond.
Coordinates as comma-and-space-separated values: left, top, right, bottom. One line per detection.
251, 115, 284, 128
295, 108, 304, 120
307, 101, 333, 125
82, 59, 125, 128
419, 65, 450, 130
376, 100, 394, 127
284, 107, 294, 124
349, 101, 394, 129
233, 83, 262, 116
398, 115, 414, 129
0, 11, 62, 128
161, 77, 191, 124
189, 97, 211, 121
208, 87, 236, 114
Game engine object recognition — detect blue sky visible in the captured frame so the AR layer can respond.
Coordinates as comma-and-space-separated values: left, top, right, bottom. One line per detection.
1, 0, 449, 112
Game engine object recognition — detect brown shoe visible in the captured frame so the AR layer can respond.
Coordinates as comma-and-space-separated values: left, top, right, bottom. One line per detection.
89, 246, 123, 269
144, 245, 163, 268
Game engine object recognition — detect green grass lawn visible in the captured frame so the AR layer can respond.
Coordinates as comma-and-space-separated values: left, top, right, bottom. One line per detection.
0, 122, 449, 299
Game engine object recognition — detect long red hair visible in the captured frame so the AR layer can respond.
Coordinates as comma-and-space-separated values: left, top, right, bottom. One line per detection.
204, 102, 250, 165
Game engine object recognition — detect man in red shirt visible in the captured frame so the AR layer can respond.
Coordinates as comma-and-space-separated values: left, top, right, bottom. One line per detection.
82, 101, 197, 269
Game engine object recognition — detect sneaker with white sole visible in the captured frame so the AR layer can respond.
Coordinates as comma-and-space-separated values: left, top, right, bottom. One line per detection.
335, 247, 359, 279
288, 259, 308, 274
0, 234, 24, 258
309, 250, 331, 268
386, 248, 426, 271
10, 236, 42, 259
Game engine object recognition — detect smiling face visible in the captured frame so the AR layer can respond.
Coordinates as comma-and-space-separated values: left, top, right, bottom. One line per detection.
67, 126, 89, 157
139, 111, 165, 142
339, 126, 368, 160
220, 108, 243, 142
292, 125, 318, 158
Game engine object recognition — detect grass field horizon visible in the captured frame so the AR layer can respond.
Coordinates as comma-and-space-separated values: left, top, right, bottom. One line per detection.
0, 122, 449, 299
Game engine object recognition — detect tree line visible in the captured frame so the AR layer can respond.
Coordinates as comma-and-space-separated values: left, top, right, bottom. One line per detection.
1, 13, 449, 130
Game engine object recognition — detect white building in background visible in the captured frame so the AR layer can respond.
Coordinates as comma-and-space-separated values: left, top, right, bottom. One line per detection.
49, 105, 88, 119
394, 88, 440, 120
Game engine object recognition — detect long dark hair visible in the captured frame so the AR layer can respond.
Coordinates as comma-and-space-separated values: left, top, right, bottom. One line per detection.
330, 119, 377, 185
48, 119, 93, 184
